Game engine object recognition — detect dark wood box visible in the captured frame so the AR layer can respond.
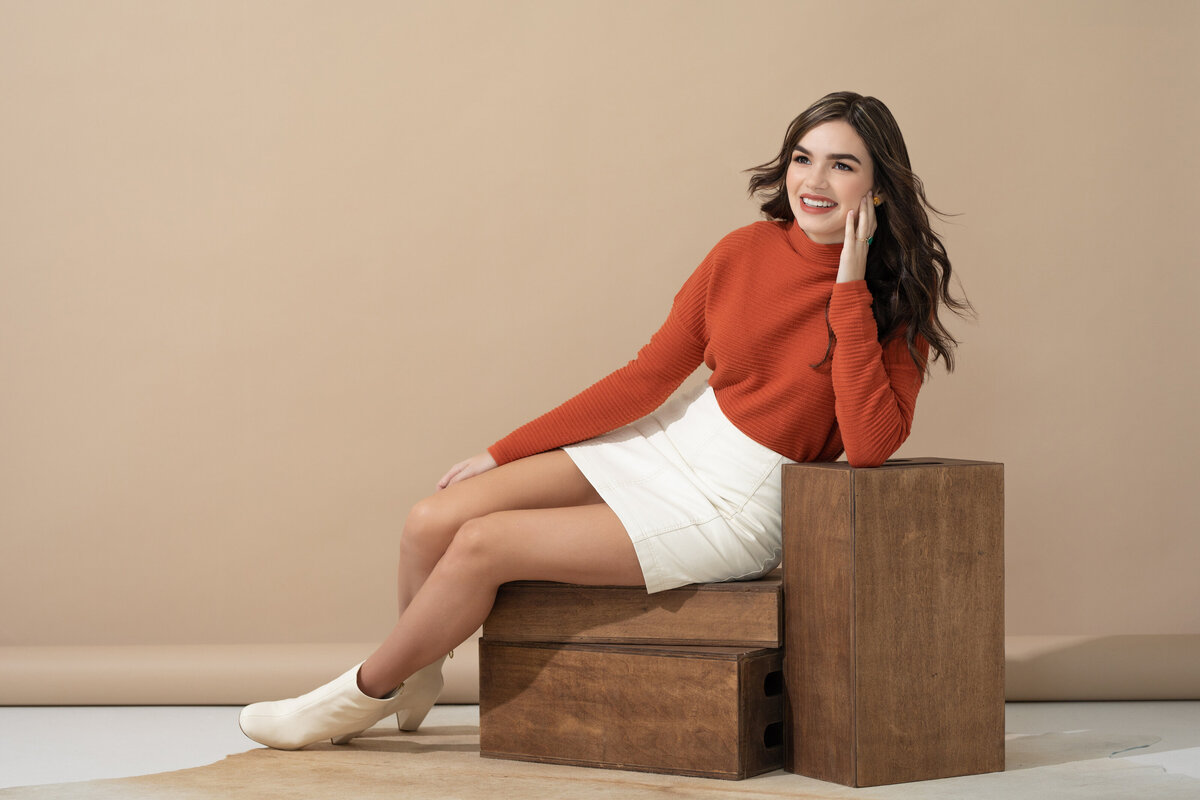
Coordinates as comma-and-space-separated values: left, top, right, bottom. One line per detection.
479, 640, 785, 780
782, 458, 1005, 787
484, 571, 781, 647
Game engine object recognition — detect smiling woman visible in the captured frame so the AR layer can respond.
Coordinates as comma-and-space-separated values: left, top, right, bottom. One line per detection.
787, 121, 877, 245
238, 90, 973, 753
748, 91, 970, 375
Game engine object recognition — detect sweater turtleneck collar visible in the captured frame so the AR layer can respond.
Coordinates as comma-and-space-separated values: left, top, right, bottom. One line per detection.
785, 221, 843, 269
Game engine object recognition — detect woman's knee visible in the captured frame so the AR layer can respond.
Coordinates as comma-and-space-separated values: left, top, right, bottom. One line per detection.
400, 495, 463, 562
437, 515, 507, 579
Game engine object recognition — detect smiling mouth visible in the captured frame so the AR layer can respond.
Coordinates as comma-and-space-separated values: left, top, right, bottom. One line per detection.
801, 197, 837, 208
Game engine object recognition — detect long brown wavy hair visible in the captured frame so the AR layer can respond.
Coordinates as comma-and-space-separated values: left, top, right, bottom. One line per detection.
747, 91, 971, 375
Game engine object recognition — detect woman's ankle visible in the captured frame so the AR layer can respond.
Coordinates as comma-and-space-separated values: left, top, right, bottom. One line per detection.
356, 663, 398, 699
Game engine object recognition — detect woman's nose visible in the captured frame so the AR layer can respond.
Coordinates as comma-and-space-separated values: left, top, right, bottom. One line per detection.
804, 167, 829, 190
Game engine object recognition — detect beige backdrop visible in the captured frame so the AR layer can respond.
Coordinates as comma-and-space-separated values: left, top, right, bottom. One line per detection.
2, 0, 1198, 703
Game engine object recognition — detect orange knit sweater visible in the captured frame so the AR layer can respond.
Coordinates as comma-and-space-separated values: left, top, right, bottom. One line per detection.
488, 221, 928, 469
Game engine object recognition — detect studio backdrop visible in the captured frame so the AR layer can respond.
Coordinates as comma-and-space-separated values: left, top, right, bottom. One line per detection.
2, 0, 1198, 703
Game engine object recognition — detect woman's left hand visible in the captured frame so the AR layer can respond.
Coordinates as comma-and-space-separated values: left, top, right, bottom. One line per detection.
437, 451, 498, 489
836, 192, 877, 284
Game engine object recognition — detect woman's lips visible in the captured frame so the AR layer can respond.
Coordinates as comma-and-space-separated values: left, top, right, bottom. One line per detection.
799, 194, 838, 215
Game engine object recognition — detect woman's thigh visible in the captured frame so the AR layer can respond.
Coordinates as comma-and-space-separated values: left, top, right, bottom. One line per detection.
446, 502, 645, 588
406, 450, 603, 549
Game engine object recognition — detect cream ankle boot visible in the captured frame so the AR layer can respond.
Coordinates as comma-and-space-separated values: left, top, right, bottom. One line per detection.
238, 662, 396, 750
331, 653, 450, 745
393, 652, 448, 732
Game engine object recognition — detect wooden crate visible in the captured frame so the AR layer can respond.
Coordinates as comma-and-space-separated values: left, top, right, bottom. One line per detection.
479, 640, 784, 779
483, 571, 781, 647
782, 458, 1005, 787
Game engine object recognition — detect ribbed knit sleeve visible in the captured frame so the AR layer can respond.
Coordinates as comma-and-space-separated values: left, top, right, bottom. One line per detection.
486, 221, 933, 470
827, 280, 927, 467
487, 260, 711, 465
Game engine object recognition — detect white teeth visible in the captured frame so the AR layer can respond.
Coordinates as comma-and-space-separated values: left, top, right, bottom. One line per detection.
802, 197, 835, 208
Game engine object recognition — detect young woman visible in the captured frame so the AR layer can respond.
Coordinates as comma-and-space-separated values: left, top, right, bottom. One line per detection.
238, 91, 968, 750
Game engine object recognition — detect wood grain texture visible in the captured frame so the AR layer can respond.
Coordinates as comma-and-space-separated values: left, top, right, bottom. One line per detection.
852, 462, 1005, 785
479, 640, 784, 779
484, 572, 781, 647
740, 644, 788, 777
782, 466, 855, 781
782, 459, 1005, 787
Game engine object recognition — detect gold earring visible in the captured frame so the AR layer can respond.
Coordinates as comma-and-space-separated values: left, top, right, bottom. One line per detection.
872, 196, 882, 207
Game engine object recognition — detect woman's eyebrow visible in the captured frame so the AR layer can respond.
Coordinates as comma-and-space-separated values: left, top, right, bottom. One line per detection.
793, 145, 862, 164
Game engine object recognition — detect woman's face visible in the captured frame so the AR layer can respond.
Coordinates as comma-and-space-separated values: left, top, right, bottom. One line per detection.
785, 120, 876, 245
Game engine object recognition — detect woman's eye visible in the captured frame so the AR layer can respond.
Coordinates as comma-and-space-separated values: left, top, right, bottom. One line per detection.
793, 155, 810, 164
834, 162, 853, 171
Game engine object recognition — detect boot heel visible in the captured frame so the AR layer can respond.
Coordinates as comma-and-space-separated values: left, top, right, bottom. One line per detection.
395, 694, 437, 732
331, 729, 366, 745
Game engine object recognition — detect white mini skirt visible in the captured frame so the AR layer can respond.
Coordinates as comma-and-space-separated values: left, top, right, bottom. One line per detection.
564, 384, 795, 594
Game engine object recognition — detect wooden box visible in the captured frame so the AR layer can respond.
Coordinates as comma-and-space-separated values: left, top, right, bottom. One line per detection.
782, 458, 1005, 787
483, 571, 781, 647
479, 640, 784, 779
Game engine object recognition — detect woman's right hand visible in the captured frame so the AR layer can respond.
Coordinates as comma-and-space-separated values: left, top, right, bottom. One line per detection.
437, 451, 498, 490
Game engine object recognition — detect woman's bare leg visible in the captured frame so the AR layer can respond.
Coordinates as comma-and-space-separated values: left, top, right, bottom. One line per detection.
358, 500, 641, 698
395, 450, 604, 614
236, 450, 640, 750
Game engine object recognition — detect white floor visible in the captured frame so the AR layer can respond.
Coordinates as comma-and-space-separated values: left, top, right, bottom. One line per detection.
0, 705, 481, 789
0, 703, 1198, 790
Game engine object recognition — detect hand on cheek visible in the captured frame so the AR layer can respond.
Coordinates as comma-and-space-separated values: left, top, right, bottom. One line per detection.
836, 193, 876, 284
